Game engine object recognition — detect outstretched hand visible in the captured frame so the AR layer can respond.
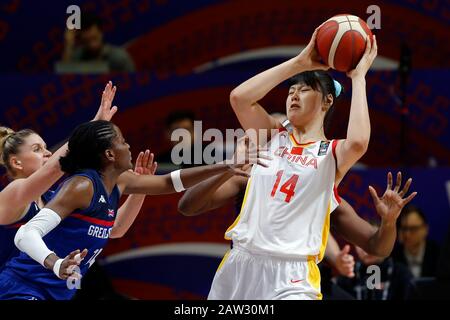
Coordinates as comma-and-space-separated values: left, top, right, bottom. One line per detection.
58, 249, 88, 280
93, 81, 118, 121
369, 172, 417, 225
225, 135, 272, 177
133, 150, 158, 176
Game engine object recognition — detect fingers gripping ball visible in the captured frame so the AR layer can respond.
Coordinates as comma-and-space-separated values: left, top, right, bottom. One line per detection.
316, 14, 374, 72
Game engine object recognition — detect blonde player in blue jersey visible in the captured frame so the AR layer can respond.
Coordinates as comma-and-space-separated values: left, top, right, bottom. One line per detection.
204, 28, 416, 300
0, 82, 155, 274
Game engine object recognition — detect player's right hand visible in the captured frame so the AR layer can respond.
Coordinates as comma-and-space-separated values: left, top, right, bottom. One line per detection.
58, 249, 88, 280
296, 27, 330, 72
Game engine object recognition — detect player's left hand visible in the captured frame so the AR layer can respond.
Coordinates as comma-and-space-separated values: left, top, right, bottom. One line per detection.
346, 34, 377, 79
369, 171, 417, 225
133, 149, 157, 176
93, 81, 118, 121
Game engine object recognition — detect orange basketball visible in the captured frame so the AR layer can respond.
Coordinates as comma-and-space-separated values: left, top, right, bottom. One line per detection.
316, 14, 373, 72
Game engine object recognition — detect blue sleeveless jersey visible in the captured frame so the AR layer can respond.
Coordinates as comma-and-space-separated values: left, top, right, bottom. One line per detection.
1, 169, 120, 300
0, 190, 55, 271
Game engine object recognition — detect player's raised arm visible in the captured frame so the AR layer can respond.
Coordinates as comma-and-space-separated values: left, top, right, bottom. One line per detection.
118, 136, 269, 196
332, 172, 417, 257
229, 28, 328, 143
118, 162, 249, 196
334, 36, 377, 185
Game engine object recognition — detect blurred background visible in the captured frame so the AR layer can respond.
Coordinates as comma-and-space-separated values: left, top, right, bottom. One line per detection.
0, 0, 449, 299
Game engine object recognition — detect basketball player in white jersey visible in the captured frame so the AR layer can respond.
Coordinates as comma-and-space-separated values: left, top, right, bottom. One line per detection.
179, 115, 357, 282
186, 28, 414, 300
179, 137, 416, 299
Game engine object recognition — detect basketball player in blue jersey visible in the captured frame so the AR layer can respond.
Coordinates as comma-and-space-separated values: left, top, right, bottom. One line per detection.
0, 82, 153, 273
0, 120, 259, 300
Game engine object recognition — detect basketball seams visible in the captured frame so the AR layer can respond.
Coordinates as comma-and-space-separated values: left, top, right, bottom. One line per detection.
318, 14, 371, 72
327, 21, 351, 68
346, 15, 357, 70
319, 23, 337, 33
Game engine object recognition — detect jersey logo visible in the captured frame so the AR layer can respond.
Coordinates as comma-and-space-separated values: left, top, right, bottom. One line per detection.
107, 209, 115, 217
98, 195, 106, 203
290, 279, 303, 283
318, 141, 330, 156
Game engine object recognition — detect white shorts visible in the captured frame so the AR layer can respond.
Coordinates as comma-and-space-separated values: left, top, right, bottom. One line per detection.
208, 245, 322, 300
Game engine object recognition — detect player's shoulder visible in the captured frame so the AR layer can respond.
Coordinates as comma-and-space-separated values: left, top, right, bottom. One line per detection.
43, 175, 95, 213
57, 175, 94, 201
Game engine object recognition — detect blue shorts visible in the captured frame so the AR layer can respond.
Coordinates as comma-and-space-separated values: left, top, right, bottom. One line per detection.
0, 270, 47, 300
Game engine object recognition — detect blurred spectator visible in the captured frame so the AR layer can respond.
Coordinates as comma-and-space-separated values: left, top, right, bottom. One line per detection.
158, 110, 203, 168
61, 13, 135, 72
337, 245, 413, 300
392, 205, 440, 278
405, 223, 450, 300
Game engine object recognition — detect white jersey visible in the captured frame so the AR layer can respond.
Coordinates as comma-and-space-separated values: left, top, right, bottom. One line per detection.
225, 129, 341, 262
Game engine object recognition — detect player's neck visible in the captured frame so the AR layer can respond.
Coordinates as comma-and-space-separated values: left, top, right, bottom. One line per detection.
99, 167, 120, 195
292, 124, 326, 144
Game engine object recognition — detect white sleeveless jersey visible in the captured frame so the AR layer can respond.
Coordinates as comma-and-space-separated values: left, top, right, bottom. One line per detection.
225, 129, 341, 262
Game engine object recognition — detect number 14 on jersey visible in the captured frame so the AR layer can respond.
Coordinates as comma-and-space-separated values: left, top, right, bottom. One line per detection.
270, 170, 299, 203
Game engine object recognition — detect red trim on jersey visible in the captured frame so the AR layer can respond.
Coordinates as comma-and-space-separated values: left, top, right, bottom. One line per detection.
70, 213, 114, 227
332, 139, 338, 160
5, 223, 24, 229
333, 185, 342, 204
278, 127, 287, 133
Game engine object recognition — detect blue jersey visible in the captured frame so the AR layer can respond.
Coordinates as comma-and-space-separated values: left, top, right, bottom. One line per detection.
1, 169, 120, 300
0, 190, 54, 271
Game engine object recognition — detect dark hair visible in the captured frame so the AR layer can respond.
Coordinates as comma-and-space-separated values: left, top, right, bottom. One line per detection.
0, 126, 36, 175
81, 13, 103, 31
400, 204, 428, 225
288, 70, 342, 130
165, 110, 195, 129
59, 121, 117, 174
